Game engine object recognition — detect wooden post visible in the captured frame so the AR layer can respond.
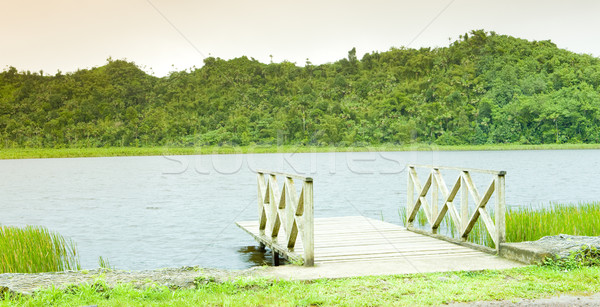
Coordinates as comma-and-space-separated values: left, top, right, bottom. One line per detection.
431, 169, 438, 234
407, 166, 414, 228
303, 179, 314, 266
257, 173, 263, 218
460, 171, 469, 241
495, 173, 506, 252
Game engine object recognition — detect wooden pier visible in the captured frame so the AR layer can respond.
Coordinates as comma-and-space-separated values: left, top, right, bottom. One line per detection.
236, 167, 512, 270
237, 216, 495, 265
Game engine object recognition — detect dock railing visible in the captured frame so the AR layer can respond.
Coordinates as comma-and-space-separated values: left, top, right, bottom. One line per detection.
256, 170, 314, 266
407, 165, 506, 252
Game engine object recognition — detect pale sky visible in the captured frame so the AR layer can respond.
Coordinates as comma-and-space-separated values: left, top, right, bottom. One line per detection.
2, 0, 599, 77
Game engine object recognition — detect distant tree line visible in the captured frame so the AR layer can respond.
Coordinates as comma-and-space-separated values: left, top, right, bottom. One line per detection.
1, 30, 600, 148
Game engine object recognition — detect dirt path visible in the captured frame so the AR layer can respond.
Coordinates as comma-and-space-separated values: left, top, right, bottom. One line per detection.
446, 293, 600, 306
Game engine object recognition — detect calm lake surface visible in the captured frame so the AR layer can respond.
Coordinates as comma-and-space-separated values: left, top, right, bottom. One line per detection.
1, 149, 600, 270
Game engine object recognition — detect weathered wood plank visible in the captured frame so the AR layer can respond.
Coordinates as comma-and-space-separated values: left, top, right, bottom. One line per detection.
462, 171, 481, 204
460, 173, 469, 236
432, 173, 462, 230
284, 178, 297, 248
315, 245, 475, 256
316, 252, 486, 263
461, 179, 495, 239
316, 252, 487, 263
258, 173, 267, 231
478, 208, 497, 246
409, 170, 433, 225
407, 168, 421, 223
316, 247, 482, 258
268, 174, 281, 237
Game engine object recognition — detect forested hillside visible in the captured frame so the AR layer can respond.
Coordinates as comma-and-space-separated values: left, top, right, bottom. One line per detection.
1, 30, 600, 148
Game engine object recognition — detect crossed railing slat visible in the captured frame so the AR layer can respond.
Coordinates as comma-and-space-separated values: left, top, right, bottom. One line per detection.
407, 165, 506, 251
257, 171, 314, 266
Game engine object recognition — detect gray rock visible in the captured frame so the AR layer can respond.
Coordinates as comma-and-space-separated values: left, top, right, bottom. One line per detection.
501, 235, 600, 264
531, 234, 600, 259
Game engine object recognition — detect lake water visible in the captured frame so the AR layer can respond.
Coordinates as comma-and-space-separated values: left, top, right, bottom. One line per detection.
1, 149, 599, 270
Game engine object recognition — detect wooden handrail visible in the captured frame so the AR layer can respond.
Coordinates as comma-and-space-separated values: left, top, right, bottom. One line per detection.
257, 171, 314, 266
407, 165, 506, 252
256, 169, 313, 182
408, 164, 506, 175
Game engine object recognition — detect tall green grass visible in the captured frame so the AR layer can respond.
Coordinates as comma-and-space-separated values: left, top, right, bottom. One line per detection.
506, 202, 600, 242
0, 225, 80, 273
399, 201, 600, 248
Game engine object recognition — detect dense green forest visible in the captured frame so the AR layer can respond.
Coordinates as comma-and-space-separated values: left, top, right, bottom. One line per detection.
1, 30, 600, 148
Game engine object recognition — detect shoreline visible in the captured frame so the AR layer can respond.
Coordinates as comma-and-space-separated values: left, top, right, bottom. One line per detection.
2, 143, 600, 160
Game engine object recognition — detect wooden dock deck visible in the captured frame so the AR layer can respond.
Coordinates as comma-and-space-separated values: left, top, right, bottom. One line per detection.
237, 216, 497, 265
238, 168, 518, 274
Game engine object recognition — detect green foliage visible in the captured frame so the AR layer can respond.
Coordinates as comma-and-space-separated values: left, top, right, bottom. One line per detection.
193, 275, 216, 289
543, 246, 600, 271
2, 30, 600, 148
0, 225, 80, 273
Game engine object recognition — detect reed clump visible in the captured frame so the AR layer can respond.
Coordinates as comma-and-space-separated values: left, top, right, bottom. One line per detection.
0, 225, 80, 273
506, 202, 600, 242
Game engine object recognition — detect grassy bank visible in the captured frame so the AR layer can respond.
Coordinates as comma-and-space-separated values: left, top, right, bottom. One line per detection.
3, 266, 600, 306
1, 143, 600, 159
0, 226, 80, 273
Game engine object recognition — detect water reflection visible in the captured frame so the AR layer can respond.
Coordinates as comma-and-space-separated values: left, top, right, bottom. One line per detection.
237, 245, 288, 266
